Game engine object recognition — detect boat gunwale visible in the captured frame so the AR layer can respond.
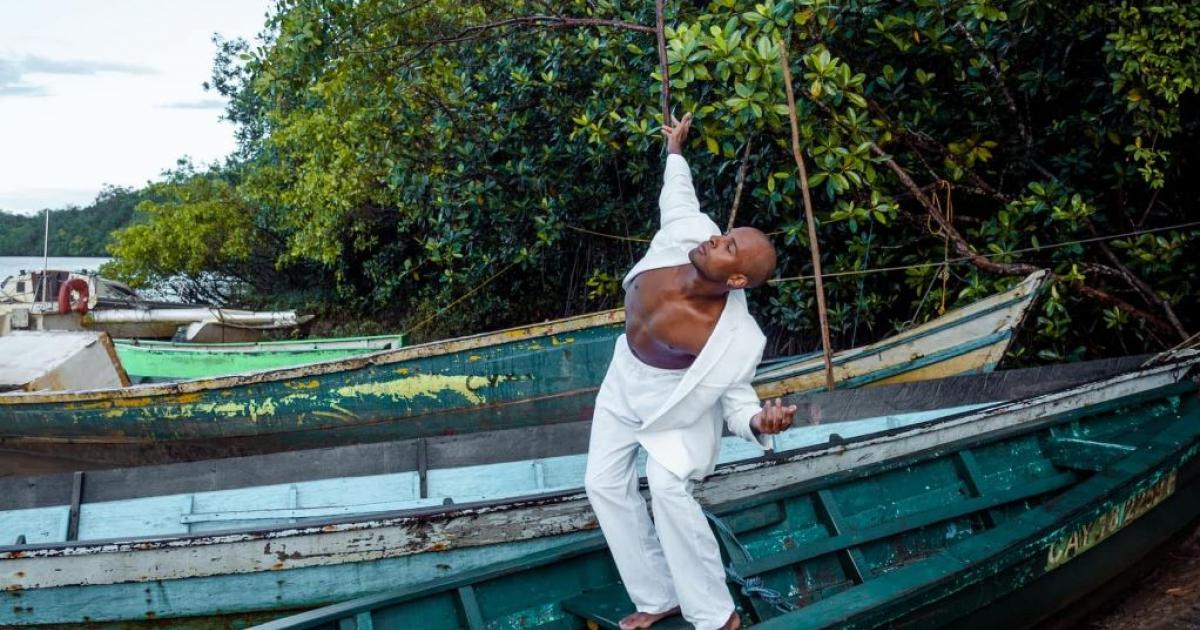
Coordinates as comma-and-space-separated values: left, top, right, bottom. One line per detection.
0, 309, 625, 404
3, 354, 1193, 558
114, 333, 409, 350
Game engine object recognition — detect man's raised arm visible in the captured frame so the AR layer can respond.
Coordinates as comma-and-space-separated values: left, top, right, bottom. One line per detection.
659, 113, 702, 227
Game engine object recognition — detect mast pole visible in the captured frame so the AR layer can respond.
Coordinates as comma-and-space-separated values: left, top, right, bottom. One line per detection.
40, 207, 50, 302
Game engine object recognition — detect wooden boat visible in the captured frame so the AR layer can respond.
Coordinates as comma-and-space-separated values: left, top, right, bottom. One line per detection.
0, 272, 1047, 471
0, 356, 1142, 543
0, 353, 1189, 627
259, 353, 1200, 630
114, 334, 409, 383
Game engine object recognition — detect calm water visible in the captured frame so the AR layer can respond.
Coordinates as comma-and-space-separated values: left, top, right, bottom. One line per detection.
0, 256, 112, 283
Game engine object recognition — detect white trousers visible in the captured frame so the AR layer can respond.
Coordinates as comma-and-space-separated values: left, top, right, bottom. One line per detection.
584, 342, 734, 630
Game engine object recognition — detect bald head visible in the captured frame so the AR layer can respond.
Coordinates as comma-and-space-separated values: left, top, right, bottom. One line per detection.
730, 227, 777, 287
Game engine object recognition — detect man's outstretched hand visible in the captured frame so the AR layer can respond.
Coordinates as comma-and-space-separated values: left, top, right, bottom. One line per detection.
662, 112, 692, 155
751, 397, 797, 435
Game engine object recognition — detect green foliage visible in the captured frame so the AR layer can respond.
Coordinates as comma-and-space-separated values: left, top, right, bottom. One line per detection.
0, 186, 144, 257
106, 0, 1198, 356
104, 165, 257, 289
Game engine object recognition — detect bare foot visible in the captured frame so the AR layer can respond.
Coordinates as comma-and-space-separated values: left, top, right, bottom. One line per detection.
618, 606, 681, 629
719, 611, 742, 630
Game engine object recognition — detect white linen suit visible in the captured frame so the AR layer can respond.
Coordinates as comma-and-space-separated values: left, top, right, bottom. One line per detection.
584, 154, 772, 630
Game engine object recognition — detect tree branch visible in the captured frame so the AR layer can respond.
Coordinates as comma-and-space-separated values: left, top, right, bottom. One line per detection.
353, 14, 654, 57
655, 0, 670, 122
1075, 283, 1177, 339
1087, 223, 1189, 340
950, 21, 1030, 149
727, 137, 754, 230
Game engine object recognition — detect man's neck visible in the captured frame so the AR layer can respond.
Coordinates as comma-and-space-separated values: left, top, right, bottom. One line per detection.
676, 264, 729, 301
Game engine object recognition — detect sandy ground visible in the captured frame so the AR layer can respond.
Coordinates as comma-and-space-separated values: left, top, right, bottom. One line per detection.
1074, 524, 1200, 629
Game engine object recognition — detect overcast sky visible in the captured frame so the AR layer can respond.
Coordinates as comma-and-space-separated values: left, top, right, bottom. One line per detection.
0, 1, 271, 214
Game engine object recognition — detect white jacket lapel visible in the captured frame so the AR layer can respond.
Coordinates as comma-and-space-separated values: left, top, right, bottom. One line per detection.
642, 290, 747, 428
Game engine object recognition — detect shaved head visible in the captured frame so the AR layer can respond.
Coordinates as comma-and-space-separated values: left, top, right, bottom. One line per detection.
730, 227, 777, 287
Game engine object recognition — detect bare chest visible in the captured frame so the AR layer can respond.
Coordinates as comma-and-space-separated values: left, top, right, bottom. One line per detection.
624, 268, 724, 369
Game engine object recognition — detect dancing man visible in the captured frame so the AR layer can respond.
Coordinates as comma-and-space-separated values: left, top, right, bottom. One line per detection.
584, 112, 797, 630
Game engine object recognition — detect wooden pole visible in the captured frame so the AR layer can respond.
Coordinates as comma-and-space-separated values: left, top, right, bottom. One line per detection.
655, 0, 670, 123
778, 39, 836, 391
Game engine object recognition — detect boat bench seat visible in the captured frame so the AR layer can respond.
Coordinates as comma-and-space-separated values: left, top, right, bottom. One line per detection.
561, 585, 693, 629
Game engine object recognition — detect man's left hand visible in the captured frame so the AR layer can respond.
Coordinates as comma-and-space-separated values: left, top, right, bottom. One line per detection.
751, 398, 797, 435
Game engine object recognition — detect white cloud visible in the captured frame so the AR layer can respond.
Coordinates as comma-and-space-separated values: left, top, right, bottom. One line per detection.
0, 1, 270, 212
0, 55, 156, 97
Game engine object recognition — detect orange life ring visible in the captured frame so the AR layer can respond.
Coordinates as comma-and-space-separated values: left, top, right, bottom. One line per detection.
57, 278, 90, 315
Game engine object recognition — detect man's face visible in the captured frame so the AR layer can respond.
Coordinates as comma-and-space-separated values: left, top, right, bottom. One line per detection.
688, 228, 762, 288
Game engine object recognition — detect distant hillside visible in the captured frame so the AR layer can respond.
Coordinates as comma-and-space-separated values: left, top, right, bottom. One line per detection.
0, 186, 145, 256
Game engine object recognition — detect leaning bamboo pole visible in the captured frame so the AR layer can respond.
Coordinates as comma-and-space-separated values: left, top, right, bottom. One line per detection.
778, 39, 836, 391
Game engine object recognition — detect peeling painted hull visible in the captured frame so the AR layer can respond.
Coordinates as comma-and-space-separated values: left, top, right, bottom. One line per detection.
0, 273, 1047, 472
0, 352, 1193, 627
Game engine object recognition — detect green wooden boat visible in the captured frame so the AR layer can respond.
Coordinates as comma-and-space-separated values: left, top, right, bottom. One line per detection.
250, 353, 1200, 630
0, 272, 1046, 473
114, 334, 408, 382
0, 355, 1186, 627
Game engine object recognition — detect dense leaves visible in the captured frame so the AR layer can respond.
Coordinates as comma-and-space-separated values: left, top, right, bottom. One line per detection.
107, 0, 1198, 356
0, 186, 143, 257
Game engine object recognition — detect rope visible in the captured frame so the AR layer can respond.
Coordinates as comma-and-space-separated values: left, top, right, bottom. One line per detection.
704, 510, 798, 614
902, 262, 946, 329
769, 219, 1200, 285
564, 225, 650, 243
404, 260, 520, 335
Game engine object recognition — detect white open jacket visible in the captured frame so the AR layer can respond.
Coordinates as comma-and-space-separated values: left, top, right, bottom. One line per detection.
620, 153, 772, 479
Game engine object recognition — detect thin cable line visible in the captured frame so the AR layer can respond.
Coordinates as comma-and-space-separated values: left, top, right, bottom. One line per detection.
404, 260, 520, 335
564, 225, 650, 242
769, 220, 1200, 285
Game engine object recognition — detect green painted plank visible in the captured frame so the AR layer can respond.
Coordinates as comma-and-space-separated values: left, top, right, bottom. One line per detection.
734, 472, 1078, 578
814, 489, 869, 584
954, 450, 999, 527
1046, 437, 1137, 472
456, 586, 485, 630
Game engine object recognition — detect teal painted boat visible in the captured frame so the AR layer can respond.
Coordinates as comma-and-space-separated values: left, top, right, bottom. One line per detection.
115, 334, 408, 383
0, 272, 1047, 473
247, 353, 1200, 630
1, 357, 1142, 547
0, 353, 1190, 627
